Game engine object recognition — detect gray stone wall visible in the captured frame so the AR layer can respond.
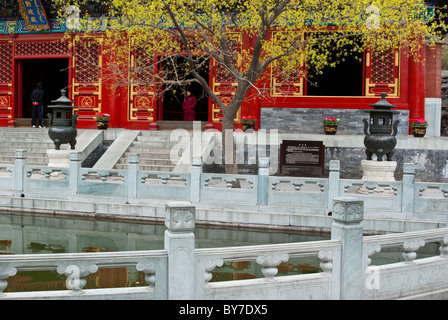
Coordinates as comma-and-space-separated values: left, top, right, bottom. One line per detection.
324, 147, 448, 182
441, 70, 448, 136
204, 145, 448, 183
261, 108, 410, 135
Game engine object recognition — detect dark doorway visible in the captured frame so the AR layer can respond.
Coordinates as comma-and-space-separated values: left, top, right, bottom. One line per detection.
22, 58, 69, 119
306, 37, 363, 96
162, 57, 209, 121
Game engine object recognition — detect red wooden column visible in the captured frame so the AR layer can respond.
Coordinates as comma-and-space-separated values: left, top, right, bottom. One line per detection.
407, 45, 426, 121
0, 40, 13, 126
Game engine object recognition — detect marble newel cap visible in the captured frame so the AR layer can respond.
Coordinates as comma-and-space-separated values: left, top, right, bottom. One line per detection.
332, 197, 364, 224
165, 201, 196, 231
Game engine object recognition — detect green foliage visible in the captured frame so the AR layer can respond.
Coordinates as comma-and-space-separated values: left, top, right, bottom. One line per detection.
52, 0, 447, 128
442, 49, 448, 70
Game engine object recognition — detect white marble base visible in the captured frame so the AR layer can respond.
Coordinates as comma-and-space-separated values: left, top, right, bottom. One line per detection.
361, 160, 397, 181
47, 149, 71, 168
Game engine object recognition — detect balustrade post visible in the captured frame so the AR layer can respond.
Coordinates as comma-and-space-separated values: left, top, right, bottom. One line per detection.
331, 196, 364, 300
13, 149, 27, 197
0, 265, 17, 296
328, 160, 340, 210
190, 157, 202, 203
165, 201, 196, 299
257, 157, 270, 205
69, 152, 81, 195
57, 264, 98, 295
127, 153, 140, 202
402, 163, 415, 215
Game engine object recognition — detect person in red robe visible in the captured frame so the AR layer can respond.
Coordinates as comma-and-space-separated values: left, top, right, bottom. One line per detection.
182, 90, 197, 121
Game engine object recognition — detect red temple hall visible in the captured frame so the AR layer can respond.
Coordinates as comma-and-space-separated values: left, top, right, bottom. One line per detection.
0, 1, 444, 135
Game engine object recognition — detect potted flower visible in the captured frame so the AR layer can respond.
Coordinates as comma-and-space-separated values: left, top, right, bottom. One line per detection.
95, 112, 111, 130
242, 115, 257, 132
409, 118, 428, 137
323, 116, 340, 135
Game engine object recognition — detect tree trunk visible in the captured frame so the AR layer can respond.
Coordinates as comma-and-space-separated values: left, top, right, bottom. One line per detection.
221, 111, 241, 188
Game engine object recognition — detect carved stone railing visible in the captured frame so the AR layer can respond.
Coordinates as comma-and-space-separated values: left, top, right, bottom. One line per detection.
1, 198, 448, 300
362, 227, 448, 299
194, 239, 342, 300
201, 173, 258, 204
2, 151, 448, 223
0, 250, 168, 299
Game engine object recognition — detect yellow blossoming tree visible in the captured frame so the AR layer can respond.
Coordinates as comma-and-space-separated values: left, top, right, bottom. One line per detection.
54, 0, 446, 174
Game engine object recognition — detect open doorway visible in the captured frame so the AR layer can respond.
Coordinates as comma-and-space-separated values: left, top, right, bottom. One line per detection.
305, 36, 363, 96
162, 56, 209, 121
21, 58, 69, 119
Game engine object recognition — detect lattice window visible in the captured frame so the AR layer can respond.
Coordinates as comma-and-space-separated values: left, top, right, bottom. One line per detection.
15, 40, 69, 56
215, 36, 241, 83
75, 42, 100, 84
269, 31, 304, 97
0, 42, 12, 83
215, 62, 236, 83
371, 50, 395, 84
133, 47, 154, 84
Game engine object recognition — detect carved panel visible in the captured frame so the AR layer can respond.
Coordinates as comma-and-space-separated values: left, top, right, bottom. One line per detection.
0, 41, 13, 119
72, 40, 102, 121
165, 202, 195, 231
210, 33, 242, 122
365, 49, 400, 97
14, 40, 69, 56
129, 47, 157, 121
270, 32, 304, 97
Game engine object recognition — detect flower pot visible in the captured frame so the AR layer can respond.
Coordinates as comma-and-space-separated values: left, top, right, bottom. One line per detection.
324, 125, 337, 135
243, 123, 255, 132
412, 127, 426, 137
96, 120, 109, 130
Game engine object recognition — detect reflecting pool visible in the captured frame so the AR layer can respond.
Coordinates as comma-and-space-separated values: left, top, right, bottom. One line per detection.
0, 213, 439, 293
0, 212, 329, 292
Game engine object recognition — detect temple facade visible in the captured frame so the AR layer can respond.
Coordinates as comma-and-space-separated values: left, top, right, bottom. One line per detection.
0, 1, 443, 135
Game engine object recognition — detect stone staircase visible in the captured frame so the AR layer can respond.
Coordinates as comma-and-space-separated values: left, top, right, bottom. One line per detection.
155, 121, 207, 131
0, 123, 208, 172
0, 128, 56, 166
113, 130, 190, 172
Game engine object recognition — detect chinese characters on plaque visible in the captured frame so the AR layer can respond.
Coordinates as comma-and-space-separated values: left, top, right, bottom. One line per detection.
17, 0, 50, 31
280, 140, 325, 177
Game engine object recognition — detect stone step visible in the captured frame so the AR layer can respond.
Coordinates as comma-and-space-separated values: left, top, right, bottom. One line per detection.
154, 121, 207, 131
114, 163, 175, 171
0, 153, 49, 161
123, 151, 173, 160
0, 131, 51, 137
135, 135, 175, 142
127, 146, 182, 154
0, 159, 48, 166
0, 141, 54, 148
116, 158, 175, 166
13, 118, 51, 128
1, 134, 51, 141
0, 146, 54, 153
130, 140, 182, 148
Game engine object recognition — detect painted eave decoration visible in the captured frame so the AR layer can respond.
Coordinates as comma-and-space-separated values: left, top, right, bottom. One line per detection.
16, 0, 50, 31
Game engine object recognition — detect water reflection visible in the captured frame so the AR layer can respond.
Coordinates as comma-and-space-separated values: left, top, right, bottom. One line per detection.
0, 213, 329, 254
0, 213, 439, 293
0, 213, 329, 292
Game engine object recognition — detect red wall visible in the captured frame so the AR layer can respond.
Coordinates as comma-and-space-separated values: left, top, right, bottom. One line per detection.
0, 33, 439, 131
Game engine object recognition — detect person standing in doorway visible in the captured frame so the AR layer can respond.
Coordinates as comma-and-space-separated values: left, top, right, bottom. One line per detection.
182, 90, 197, 121
31, 81, 45, 128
